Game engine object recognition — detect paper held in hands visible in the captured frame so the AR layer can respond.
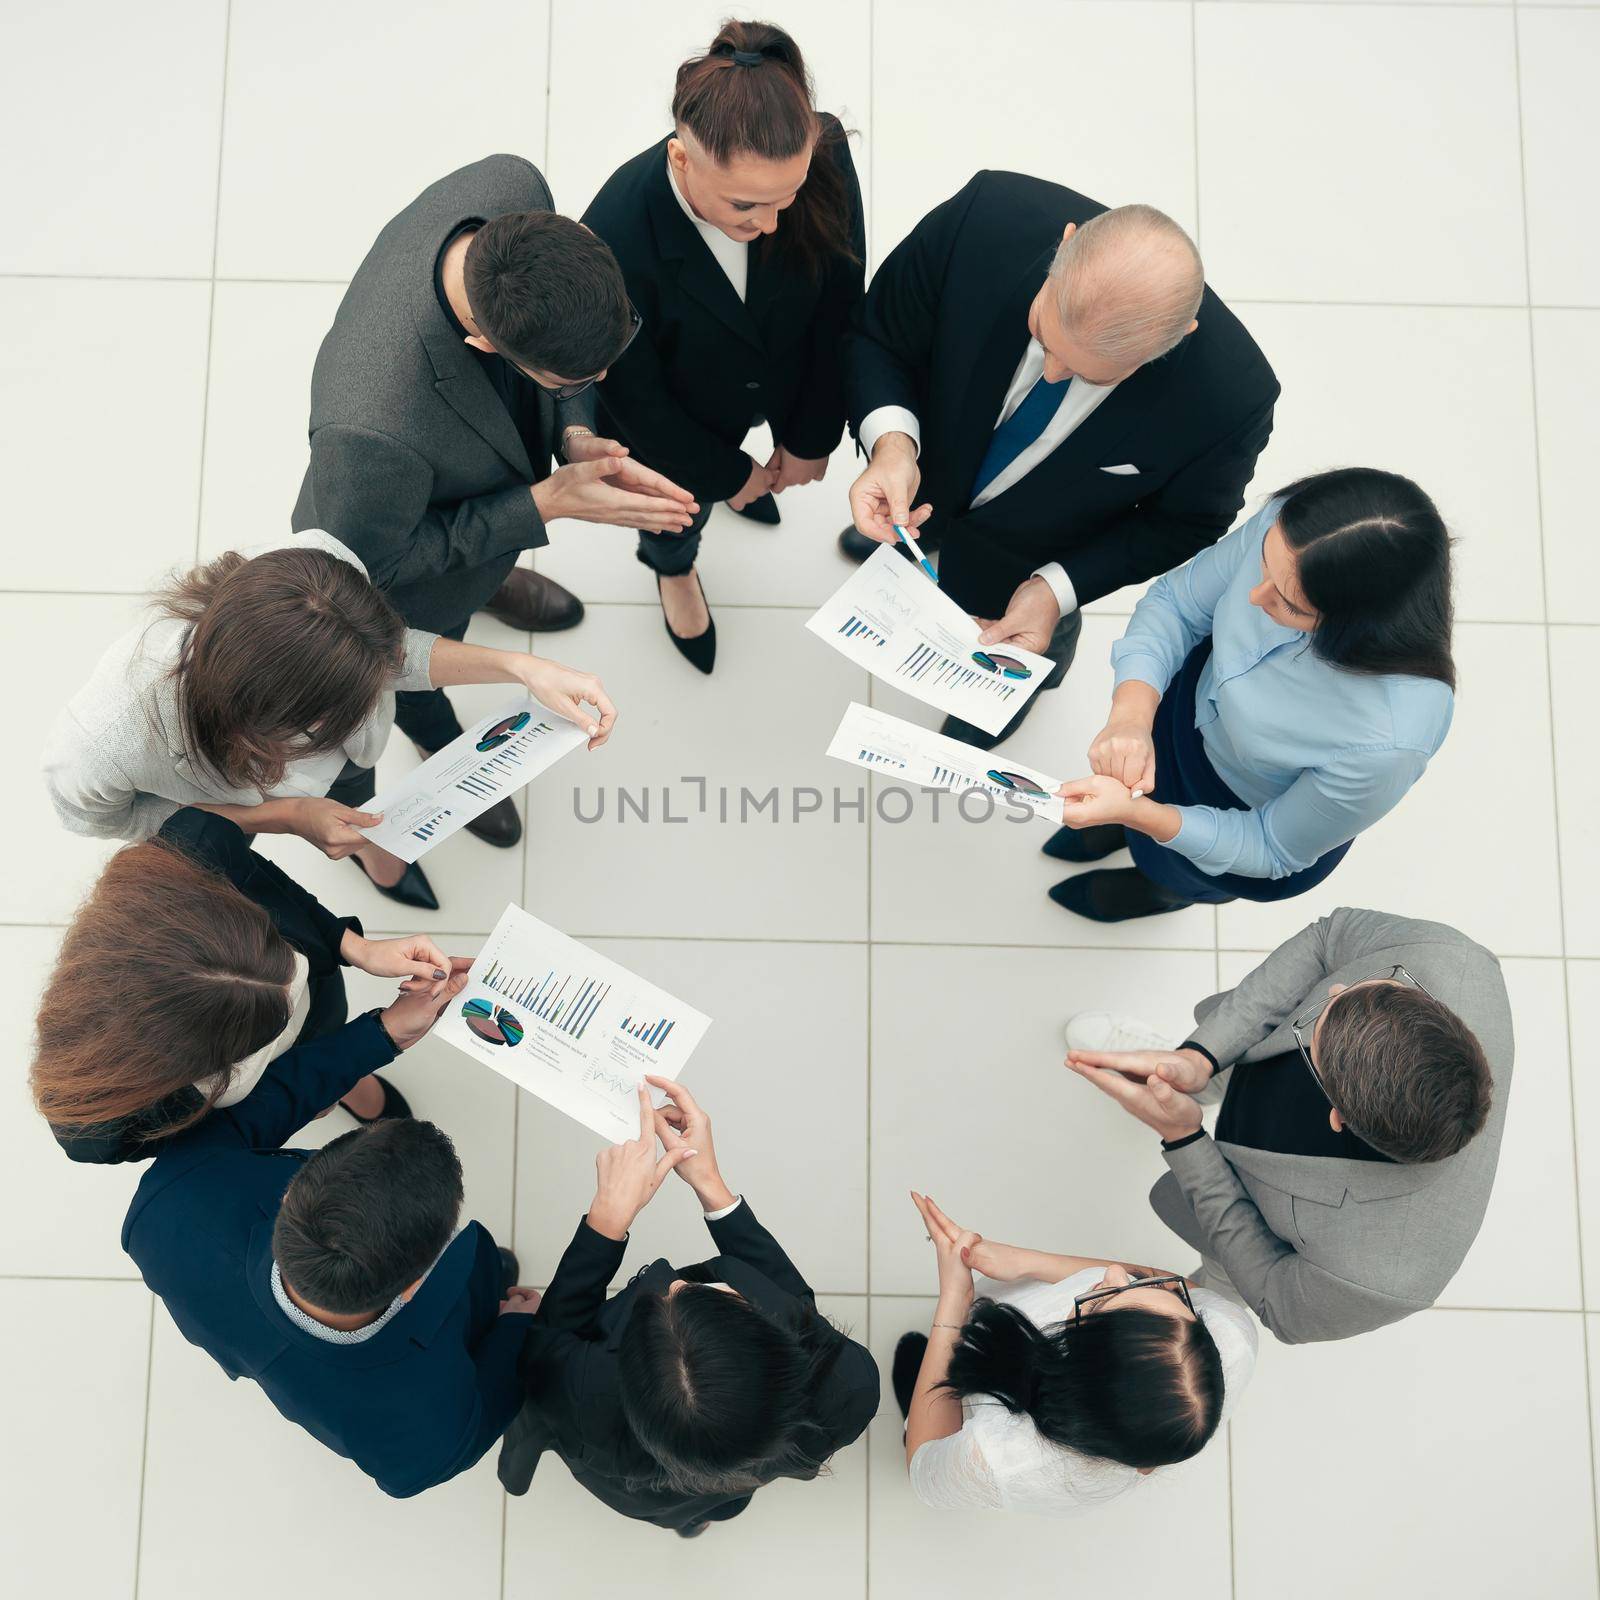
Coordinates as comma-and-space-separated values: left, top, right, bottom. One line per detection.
826, 702, 1064, 821
805, 545, 1054, 736
434, 905, 712, 1143
360, 695, 587, 862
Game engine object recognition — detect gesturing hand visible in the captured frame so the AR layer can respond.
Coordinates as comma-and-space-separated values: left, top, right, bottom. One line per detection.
1089, 716, 1157, 795
911, 1190, 978, 1312
646, 1075, 733, 1211
975, 576, 1060, 656
296, 797, 383, 860
587, 1087, 696, 1242
562, 430, 628, 466
848, 434, 930, 543
1065, 1051, 1205, 1142
515, 658, 618, 750
539, 455, 699, 534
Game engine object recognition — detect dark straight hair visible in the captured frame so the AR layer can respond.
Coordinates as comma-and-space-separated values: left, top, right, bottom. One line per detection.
671, 19, 857, 279
1274, 467, 1456, 689
942, 1299, 1225, 1470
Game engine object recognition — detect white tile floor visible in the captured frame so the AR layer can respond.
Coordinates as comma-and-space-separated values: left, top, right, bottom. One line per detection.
2, 3, 1597, 1597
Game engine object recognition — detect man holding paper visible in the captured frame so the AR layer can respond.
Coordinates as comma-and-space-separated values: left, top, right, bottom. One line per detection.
840, 174, 1279, 749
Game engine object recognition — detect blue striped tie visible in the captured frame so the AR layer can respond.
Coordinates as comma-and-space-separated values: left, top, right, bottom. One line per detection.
970, 375, 1069, 501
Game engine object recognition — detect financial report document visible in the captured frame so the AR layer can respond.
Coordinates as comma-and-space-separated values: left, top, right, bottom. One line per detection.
805, 545, 1054, 736
435, 905, 712, 1141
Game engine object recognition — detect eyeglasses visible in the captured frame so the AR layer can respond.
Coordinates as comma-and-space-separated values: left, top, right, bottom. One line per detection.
1290, 964, 1432, 1153
515, 307, 643, 400
1073, 1274, 1195, 1325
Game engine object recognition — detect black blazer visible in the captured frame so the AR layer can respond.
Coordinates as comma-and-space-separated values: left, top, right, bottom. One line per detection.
496, 1200, 879, 1530
844, 171, 1280, 618
583, 123, 866, 504
51, 810, 359, 1165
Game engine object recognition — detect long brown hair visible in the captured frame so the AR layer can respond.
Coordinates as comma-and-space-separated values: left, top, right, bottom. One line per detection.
671, 19, 856, 279
158, 546, 406, 792
31, 841, 297, 1141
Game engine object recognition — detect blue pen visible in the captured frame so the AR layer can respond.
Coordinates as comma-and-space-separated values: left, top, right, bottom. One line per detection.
893, 522, 938, 581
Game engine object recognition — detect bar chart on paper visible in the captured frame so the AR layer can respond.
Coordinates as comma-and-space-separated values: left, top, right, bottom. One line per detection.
437, 905, 712, 1141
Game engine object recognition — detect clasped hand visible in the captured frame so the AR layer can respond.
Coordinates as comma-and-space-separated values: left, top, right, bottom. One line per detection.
1064, 1047, 1210, 1141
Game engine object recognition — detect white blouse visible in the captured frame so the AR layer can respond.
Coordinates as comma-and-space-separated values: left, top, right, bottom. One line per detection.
197, 951, 312, 1109
667, 156, 748, 302
909, 1269, 1258, 1516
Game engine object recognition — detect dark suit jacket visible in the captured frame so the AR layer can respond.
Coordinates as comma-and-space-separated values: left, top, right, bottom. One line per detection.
51, 809, 358, 1165
582, 123, 866, 504
291, 155, 594, 633
844, 171, 1280, 618
121, 1016, 533, 1498
496, 1201, 879, 1529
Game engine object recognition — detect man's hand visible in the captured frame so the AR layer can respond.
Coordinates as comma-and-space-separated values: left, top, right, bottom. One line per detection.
848, 432, 930, 542
1065, 1051, 1205, 1142
499, 1287, 542, 1317
975, 576, 1060, 655
379, 970, 470, 1051
294, 797, 384, 860
535, 456, 698, 534
765, 445, 828, 493
1066, 1047, 1214, 1095
728, 455, 778, 512
587, 1087, 695, 1241
561, 429, 625, 465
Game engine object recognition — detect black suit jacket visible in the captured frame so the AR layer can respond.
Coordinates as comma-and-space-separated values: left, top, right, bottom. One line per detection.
582, 123, 865, 504
496, 1200, 879, 1529
844, 171, 1280, 618
292, 155, 594, 633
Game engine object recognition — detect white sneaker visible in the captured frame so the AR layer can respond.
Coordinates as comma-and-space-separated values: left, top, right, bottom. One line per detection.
1062, 1011, 1173, 1054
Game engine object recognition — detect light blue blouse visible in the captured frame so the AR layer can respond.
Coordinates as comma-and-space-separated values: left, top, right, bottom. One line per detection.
1109, 498, 1454, 880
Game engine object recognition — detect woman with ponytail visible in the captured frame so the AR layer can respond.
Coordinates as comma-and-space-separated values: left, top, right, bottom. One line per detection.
895, 1193, 1256, 1514
582, 19, 865, 673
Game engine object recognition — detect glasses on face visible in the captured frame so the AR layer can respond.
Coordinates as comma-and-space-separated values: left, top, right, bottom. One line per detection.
1073, 1274, 1196, 1325
516, 308, 643, 400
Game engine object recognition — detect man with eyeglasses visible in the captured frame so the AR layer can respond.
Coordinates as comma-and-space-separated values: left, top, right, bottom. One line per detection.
292, 155, 696, 893
1060, 907, 1510, 1345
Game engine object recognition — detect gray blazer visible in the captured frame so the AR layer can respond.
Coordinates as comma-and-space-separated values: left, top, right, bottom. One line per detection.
1151, 907, 1513, 1345
291, 155, 593, 634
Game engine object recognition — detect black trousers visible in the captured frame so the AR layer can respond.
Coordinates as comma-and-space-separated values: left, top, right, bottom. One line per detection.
636, 498, 715, 578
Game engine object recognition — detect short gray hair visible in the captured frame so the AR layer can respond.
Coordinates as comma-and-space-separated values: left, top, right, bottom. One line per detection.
1049, 205, 1204, 367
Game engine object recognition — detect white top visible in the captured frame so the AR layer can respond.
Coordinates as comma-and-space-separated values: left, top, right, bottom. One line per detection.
197, 951, 312, 1109
667, 156, 748, 302
41, 530, 439, 842
909, 1269, 1258, 1516
858, 339, 1120, 618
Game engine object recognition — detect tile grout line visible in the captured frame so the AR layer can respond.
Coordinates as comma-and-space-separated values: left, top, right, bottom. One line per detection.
130, 1293, 155, 1600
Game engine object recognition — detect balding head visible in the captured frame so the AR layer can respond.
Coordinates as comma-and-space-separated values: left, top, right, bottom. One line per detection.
1048, 205, 1204, 372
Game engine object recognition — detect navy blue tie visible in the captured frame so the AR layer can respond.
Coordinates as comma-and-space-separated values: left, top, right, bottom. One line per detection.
970, 375, 1068, 501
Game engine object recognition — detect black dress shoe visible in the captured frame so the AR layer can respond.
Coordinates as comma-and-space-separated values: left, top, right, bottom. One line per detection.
339, 1075, 414, 1123
1047, 867, 1195, 923
655, 570, 716, 675
732, 492, 780, 525
497, 1247, 520, 1296
481, 567, 585, 632
352, 855, 439, 911
676, 1523, 710, 1540
837, 524, 941, 566
938, 714, 1000, 752
893, 1331, 928, 1420
411, 741, 523, 848
1042, 823, 1128, 863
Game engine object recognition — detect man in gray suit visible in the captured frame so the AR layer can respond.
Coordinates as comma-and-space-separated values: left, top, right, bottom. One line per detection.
293, 154, 695, 876
1063, 908, 1510, 1344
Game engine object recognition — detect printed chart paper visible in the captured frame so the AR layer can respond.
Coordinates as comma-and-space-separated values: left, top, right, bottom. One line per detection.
361, 696, 586, 862
435, 905, 712, 1142
805, 545, 1054, 735
827, 702, 1064, 820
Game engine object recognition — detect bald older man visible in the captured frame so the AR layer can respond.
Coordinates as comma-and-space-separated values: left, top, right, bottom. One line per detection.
841, 173, 1279, 748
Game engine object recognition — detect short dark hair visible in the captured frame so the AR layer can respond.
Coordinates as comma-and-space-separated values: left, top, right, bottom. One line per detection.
1317, 983, 1492, 1163
617, 1286, 848, 1497
273, 1119, 463, 1315
943, 1299, 1224, 1470
463, 212, 632, 379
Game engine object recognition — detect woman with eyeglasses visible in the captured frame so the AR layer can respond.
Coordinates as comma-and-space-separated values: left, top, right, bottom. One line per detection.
42, 531, 616, 910
1042, 467, 1456, 922
580, 19, 866, 673
892, 1192, 1256, 1513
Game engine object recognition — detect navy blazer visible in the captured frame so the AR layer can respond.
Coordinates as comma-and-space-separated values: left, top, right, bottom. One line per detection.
121, 1016, 533, 1498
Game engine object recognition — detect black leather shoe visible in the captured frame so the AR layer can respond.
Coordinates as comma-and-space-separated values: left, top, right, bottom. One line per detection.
732, 492, 780, 525
497, 1248, 520, 1295
655, 570, 716, 675
339, 1074, 414, 1123
1048, 867, 1195, 923
676, 1523, 710, 1540
481, 567, 585, 632
352, 855, 439, 911
837, 523, 941, 566
893, 1331, 928, 1420
411, 742, 523, 848
1042, 823, 1128, 864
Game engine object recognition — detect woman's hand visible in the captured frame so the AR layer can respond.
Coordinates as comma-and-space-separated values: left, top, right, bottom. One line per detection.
765, 446, 828, 493
378, 970, 469, 1051
728, 455, 778, 512
587, 1087, 695, 1241
1056, 774, 1140, 829
646, 1075, 735, 1213
915, 1194, 1026, 1282
514, 657, 618, 750
911, 1190, 978, 1314
1089, 716, 1157, 795
344, 933, 463, 995
292, 797, 383, 860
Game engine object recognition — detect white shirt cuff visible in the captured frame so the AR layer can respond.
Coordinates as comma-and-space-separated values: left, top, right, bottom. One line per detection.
1031, 562, 1078, 616
702, 1196, 744, 1222
858, 405, 922, 460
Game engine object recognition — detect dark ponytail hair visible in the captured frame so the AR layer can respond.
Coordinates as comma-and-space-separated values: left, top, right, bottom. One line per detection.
617, 1284, 850, 1497
671, 19, 857, 279
1274, 467, 1457, 689
942, 1299, 1225, 1471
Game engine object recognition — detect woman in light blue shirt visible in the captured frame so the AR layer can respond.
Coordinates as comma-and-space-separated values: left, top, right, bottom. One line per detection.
1043, 468, 1456, 922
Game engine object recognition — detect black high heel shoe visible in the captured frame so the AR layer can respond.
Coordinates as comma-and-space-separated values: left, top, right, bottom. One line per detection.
351, 854, 439, 911
732, 492, 780, 526
655, 570, 717, 675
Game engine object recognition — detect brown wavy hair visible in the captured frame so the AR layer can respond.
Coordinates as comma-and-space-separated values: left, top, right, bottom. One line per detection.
158, 546, 406, 792
31, 841, 296, 1142
671, 19, 857, 279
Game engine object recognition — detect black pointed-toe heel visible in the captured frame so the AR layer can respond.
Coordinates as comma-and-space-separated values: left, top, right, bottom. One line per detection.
656, 570, 717, 675
352, 855, 440, 911
732, 492, 780, 526
1047, 867, 1192, 923
1041, 823, 1128, 863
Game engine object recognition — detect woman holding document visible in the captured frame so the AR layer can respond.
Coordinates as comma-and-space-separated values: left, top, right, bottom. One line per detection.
1043, 468, 1456, 921
581, 19, 866, 672
42, 531, 615, 911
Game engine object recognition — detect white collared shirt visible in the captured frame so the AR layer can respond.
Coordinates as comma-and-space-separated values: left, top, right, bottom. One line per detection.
197, 951, 312, 1109
667, 157, 748, 302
